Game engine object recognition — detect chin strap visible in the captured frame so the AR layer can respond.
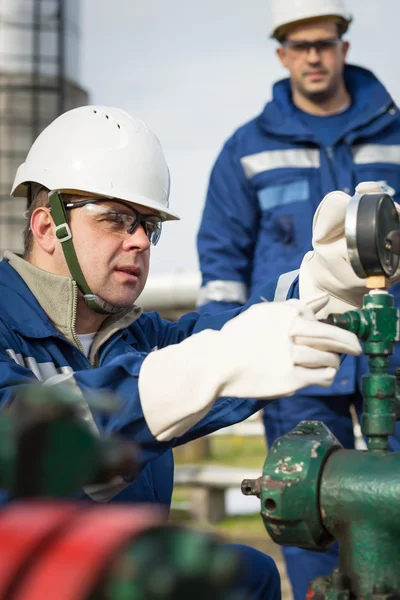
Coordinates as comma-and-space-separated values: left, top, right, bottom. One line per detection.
49, 191, 121, 315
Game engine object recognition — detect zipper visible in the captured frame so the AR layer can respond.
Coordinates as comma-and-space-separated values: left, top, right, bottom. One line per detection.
71, 281, 86, 355
70, 283, 135, 368
326, 146, 333, 160
324, 103, 394, 191
324, 146, 339, 189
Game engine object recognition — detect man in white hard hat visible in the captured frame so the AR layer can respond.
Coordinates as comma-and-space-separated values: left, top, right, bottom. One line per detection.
196, 0, 400, 596
0, 105, 364, 599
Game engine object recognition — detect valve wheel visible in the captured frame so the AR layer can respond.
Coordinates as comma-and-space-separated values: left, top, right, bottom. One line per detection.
14, 504, 162, 600
0, 502, 83, 599
0, 502, 163, 600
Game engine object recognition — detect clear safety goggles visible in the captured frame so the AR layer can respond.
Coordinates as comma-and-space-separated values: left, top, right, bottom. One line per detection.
64, 198, 163, 246
282, 37, 342, 55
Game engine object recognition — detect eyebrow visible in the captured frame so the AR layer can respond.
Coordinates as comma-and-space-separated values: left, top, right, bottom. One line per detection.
96, 202, 159, 218
90, 201, 135, 215
102, 205, 133, 214
286, 36, 338, 42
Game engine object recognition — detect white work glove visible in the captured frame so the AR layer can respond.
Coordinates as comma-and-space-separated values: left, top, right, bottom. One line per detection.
139, 297, 361, 441
300, 182, 400, 318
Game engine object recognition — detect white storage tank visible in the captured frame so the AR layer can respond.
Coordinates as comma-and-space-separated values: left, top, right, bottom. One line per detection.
0, 0, 81, 84
0, 0, 89, 255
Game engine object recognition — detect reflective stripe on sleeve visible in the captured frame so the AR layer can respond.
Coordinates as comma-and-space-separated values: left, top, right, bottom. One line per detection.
4, 349, 130, 502
6, 349, 24, 367
273, 269, 300, 302
6, 351, 59, 381
197, 280, 247, 306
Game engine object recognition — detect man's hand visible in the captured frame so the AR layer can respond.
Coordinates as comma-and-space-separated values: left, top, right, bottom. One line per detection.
217, 297, 361, 398
139, 297, 361, 441
299, 182, 400, 318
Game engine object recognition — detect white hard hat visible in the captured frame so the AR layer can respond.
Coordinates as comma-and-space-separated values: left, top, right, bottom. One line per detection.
270, 0, 352, 41
11, 105, 179, 221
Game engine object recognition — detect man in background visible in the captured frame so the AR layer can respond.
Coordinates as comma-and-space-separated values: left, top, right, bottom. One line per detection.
196, 0, 400, 596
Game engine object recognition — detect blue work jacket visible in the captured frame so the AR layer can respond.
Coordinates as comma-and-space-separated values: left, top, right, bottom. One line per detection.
197, 64, 400, 397
0, 259, 279, 509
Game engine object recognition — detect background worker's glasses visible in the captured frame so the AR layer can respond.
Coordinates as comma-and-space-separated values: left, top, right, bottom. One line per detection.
282, 38, 342, 55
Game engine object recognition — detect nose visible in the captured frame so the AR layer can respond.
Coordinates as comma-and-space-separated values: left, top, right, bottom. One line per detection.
307, 46, 321, 63
123, 223, 151, 252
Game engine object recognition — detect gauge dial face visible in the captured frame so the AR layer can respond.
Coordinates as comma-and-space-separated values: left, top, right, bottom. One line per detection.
345, 193, 399, 278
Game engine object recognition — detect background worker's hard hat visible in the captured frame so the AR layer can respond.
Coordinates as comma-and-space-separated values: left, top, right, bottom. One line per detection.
11, 105, 179, 221
270, 0, 352, 41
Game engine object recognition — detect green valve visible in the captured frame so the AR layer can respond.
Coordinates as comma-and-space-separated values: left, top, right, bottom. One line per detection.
243, 287, 400, 598
327, 291, 398, 451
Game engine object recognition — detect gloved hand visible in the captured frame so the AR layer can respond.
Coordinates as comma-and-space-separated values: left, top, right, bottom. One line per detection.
139, 296, 361, 441
299, 181, 400, 318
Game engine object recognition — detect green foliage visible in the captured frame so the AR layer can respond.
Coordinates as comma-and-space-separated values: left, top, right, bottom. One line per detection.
173, 435, 267, 469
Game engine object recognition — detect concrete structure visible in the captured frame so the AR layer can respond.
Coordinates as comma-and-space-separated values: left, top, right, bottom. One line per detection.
174, 464, 261, 522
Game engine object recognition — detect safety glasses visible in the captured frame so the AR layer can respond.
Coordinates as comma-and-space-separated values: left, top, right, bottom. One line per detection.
282, 37, 342, 55
65, 198, 163, 246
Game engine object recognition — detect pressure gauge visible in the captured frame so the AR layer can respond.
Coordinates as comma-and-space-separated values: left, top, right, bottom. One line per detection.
345, 192, 400, 278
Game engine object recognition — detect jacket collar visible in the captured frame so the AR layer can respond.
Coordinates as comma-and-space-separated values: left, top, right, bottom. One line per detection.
0, 256, 62, 339
1, 253, 142, 361
259, 64, 397, 142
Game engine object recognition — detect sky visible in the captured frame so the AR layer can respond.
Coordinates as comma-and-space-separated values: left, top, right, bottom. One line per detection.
80, 0, 400, 276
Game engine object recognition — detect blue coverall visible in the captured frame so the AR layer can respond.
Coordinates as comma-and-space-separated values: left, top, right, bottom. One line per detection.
0, 257, 284, 599
197, 64, 400, 598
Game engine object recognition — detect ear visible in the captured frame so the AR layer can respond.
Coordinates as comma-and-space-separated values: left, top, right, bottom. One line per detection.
276, 46, 288, 69
342, 40, 350, 61
30, 207, 57, 254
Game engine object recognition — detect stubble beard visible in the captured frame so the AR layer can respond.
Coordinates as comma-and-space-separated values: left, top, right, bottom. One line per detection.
295, 72, 340, 105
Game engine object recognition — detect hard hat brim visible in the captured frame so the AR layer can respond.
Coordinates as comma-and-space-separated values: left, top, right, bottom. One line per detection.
272, 15, 351, 41
11, 180, 180, 222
